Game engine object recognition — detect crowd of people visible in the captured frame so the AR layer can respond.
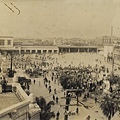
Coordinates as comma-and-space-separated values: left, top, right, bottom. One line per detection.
0, 52, 119, 120
27, 53, 117, 120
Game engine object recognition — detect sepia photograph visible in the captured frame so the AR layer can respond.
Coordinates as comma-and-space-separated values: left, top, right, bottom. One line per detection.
0, 0, 120, 120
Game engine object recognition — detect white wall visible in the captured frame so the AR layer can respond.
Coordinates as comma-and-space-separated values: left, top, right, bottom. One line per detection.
0, 37, 13, 48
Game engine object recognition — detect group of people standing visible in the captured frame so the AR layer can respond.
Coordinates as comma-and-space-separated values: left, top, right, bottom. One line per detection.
8, 52, 116, 120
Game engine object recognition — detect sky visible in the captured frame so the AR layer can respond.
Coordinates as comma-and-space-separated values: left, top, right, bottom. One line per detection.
0, 0, 120, 39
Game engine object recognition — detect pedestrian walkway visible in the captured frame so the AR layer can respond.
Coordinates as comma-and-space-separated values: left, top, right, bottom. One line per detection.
6, 53, 120, 120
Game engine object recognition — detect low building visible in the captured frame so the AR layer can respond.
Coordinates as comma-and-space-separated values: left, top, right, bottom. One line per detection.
95, 36, 120, 45
20, 45, 59, 54
103, 44, 120, 65
0, 36, 100, 54
58, 45, 98, 53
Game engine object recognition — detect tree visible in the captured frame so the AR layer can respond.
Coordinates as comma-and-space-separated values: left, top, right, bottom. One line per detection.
59, 72, 75, 89
107, 74, 120, 86
59, 71, 82, 90
100, 95, 119, 120
36, 96, 55, 120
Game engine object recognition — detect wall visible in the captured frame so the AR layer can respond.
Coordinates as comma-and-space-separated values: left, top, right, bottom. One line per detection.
0, 37, 13, 48
0, 83, 41, 120
20, 45, 59, 54
0, 83, 30, 120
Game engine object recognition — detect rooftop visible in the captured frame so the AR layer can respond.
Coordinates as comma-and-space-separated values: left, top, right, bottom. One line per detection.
0, 92, 20, 111
58, 45, 98, 48
0, 36, 13, 38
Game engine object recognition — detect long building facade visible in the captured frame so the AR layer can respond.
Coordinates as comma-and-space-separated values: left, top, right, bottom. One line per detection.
0, 36, 99, 54
95, 36, 120, 45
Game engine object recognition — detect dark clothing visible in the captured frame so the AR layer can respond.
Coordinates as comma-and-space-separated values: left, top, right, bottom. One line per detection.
56, 111, 60, 120
76, 108, 79, 114
56, 97, 58, 103
53, 95, 55, 101
33, 80, 36, 84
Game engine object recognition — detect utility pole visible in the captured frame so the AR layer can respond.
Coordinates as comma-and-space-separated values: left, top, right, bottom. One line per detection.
112, 45, 115, 77
61, 88, 82, 120
64, 91, 70, 120
76, 90, 79, 113
10, 52, 12, 73
8, 52, 14, 77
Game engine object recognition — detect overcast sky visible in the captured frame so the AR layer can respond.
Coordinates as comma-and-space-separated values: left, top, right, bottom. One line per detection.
0, 0, 120, 39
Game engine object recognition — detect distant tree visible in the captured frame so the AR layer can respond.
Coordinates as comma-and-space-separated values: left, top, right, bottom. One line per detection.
59, 73, 73, 89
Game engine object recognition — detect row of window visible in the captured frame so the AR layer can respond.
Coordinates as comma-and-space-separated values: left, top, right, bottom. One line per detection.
102, 38, 120, 44
21, 50, 58, 54
102, 39, 113, 43
0, 40, 12, 45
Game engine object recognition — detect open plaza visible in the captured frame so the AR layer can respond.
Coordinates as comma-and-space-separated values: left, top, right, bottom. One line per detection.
0, 51, 120, 120
1, 1, 120, 120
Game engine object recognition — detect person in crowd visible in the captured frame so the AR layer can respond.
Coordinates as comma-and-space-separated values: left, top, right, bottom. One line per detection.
51, 76, 54, 81
76, 107, 79, 114
49, 88, 51, 94
54, 88, 56, 94
94, 96, 97, 103
33, 79, 36, 84
56, 111, 60, 120
45, 84, 47, 88
48, 80, 51, 85
56, 96, 58, 104
53, 94, 55, 101
86, 115, 91, 120
39, 81, 40, 87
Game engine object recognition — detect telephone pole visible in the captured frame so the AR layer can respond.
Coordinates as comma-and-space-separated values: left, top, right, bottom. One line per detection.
64, 91, 70, 120
61, 88, 82, 120
8, 52, 14, 77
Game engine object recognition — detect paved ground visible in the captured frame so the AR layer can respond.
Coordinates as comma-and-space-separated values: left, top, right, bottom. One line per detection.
16, 53, 120, 120
1, 53, 120, 120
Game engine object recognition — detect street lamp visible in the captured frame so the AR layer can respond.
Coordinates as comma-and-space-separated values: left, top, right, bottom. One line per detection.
8, 52, 14, 77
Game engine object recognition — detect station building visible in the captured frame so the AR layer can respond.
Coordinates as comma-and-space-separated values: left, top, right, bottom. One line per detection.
0, 36, 59, 54
0, 36, 99, 54
58, 45, 98, 53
